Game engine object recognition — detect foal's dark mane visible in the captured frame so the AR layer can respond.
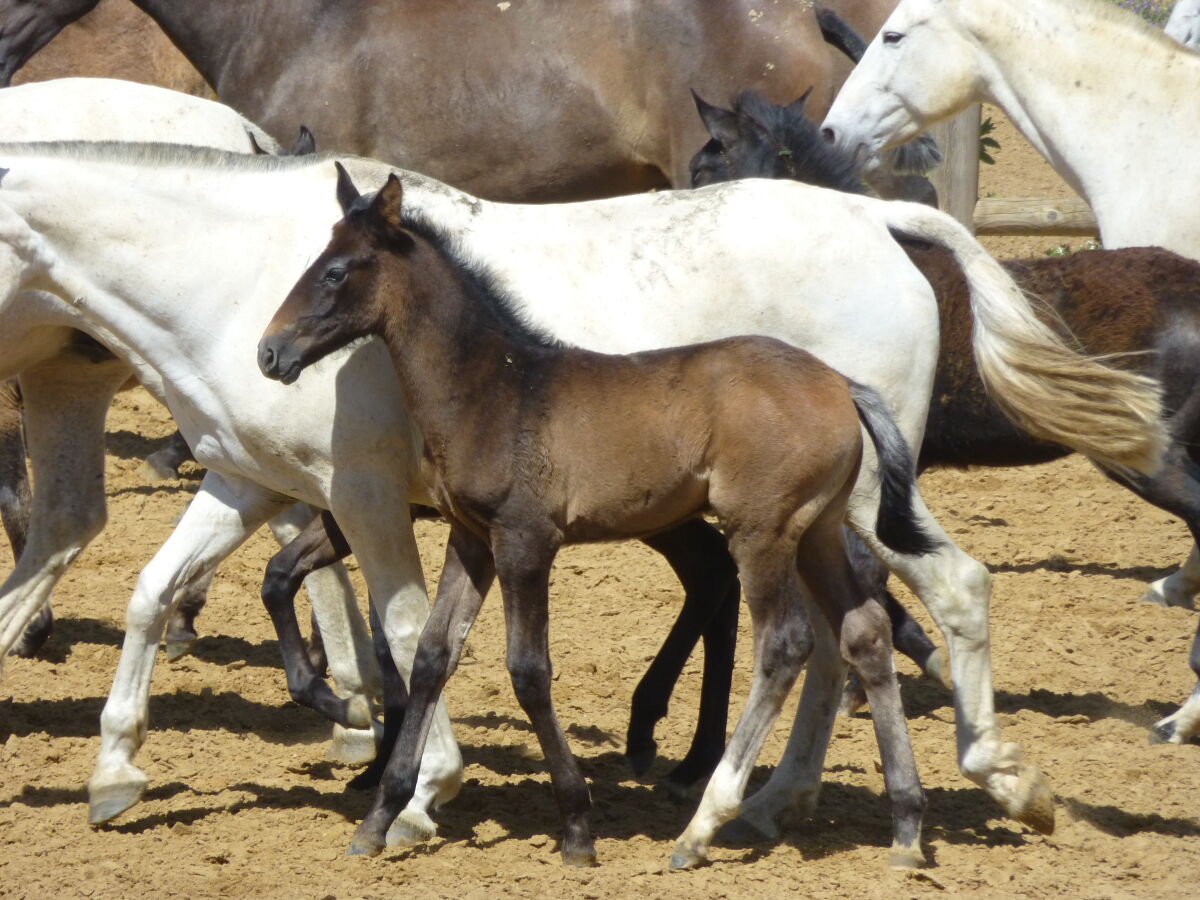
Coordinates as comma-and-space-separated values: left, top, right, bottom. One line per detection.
349, 191, 564, 352
729, 90, 866, 195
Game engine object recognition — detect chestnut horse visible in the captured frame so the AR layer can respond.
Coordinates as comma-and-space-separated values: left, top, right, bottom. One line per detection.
0, 0, 844, 201
689, 87, 1200, 746
259, 168, 935, 869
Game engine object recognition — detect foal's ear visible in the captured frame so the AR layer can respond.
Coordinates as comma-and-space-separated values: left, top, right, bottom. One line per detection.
692, 89, 740, 147
369, 174, 405, 229
334, 161, 361, 213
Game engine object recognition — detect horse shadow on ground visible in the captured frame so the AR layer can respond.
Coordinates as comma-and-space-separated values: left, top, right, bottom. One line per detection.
894, 672, 1177, 732
0, 689, 332, 744
21, 614, 287, 668
986, 556, 1176, 585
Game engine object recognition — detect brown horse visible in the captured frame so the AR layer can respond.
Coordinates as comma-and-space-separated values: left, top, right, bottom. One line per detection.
689, 87, 1200, 743
0, 0, 844, 201
257, 167, 936, 868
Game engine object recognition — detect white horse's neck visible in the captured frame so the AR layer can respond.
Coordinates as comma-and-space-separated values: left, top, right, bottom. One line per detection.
958, 0, 1199, 247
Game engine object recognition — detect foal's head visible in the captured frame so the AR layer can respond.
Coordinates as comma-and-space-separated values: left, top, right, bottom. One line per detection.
259, 163, 409, 384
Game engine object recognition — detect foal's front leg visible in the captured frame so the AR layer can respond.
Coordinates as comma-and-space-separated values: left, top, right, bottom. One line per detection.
349, 521, 495, 855
493, 528, 597, 866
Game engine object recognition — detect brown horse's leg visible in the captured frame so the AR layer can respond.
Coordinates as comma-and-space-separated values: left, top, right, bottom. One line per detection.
258, 510, 369, 728
631, 519, 739, 787
350, 521, 494, 856
799, 524, 926, 868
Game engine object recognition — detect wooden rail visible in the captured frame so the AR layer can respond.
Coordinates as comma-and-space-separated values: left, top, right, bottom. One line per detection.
973, 197, 1097, 236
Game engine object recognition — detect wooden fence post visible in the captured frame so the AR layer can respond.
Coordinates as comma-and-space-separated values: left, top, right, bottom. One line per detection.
926, 104, 981, 233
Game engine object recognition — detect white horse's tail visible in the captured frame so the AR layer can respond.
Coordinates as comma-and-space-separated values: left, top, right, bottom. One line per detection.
884, 202, 1166, 475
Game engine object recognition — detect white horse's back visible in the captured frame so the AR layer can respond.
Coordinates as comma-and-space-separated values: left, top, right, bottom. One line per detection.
0, 77, 276, 152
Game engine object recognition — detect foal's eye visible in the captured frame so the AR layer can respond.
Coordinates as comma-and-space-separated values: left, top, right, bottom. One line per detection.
322, 266, 347, 286
882, 31, 904, 45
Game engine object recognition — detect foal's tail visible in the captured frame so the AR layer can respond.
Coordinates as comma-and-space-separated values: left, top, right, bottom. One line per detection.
884, 202, 1167, 475
849, 382, 939, 557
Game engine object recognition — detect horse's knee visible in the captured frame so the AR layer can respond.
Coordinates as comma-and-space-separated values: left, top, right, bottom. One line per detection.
760, 615, 814, 682
507, 654, 552, 711
926, 555, 991, 642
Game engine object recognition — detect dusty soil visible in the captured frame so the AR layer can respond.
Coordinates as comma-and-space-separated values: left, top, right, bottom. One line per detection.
2, 19, 1199, 899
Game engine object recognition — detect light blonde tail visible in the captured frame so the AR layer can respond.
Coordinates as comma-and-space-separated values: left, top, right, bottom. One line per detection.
886, 203, 1166, 475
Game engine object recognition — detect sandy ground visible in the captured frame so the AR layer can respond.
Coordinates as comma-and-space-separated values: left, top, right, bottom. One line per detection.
2, 35, 1199, 900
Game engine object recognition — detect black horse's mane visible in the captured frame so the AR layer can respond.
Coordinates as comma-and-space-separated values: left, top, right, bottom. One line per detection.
728, 89, 867, 194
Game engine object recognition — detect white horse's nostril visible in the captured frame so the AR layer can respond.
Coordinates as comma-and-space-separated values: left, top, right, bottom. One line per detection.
821, 126, 836, 144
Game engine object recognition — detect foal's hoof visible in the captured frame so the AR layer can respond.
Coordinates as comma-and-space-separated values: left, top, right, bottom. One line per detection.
1007, 764, 1055, 835
668, 840, 709, 870
87, 768, 148, 825
328, 723, 378, 765
385, 809, 437, 848
888, 842, 926, 870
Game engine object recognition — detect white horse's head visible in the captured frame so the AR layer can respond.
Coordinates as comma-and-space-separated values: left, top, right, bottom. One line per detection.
820, 0, 981, 168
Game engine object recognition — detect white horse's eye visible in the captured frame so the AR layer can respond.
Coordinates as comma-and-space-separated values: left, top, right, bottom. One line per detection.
882, 31, 904, 45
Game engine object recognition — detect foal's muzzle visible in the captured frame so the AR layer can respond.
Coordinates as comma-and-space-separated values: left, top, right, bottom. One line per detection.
257, 334, 304, 385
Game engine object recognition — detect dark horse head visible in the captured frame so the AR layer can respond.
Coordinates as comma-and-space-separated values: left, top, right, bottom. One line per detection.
0, 0, 98, 85
689, 88, 939, 206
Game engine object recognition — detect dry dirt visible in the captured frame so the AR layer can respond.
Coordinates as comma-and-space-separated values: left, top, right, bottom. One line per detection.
1, 31, 1199, 900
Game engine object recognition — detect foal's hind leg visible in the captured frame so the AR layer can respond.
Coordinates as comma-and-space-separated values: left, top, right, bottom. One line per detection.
630, 519, 740, 788
798, 523, 925, 868
671, 534, 813, 869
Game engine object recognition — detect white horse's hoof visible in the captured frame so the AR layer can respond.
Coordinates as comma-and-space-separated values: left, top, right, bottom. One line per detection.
385, 808, 437, 847
1001, 762, 1055, 835
328, 723, 377, 765
888, 841, 926, 869
669, 839, 709, 870
87, 766, 148, 825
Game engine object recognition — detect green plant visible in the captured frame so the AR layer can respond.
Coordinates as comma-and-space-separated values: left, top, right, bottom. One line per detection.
979, 116, 1000, 165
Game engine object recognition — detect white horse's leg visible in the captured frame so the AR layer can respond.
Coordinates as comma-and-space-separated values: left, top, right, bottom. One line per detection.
1152, 622, 1200, 745
265, 502, 382, 764
863, 494, 1054, 834
0, 356, 130, 659
88, 470, 288, 825
332, 498, 463, 847
724, 601, 845, 840
1140, 544, 1200, 610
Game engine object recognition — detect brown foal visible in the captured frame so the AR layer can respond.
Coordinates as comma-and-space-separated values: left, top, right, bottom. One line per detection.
258, 166, 937, 869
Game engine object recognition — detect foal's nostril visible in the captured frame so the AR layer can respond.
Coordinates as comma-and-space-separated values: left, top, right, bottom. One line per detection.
821, 126, 836, 144
258, 342, 277, 375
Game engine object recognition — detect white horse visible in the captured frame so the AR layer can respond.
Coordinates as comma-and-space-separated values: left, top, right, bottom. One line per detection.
1167, 0, 1200, 49
0, 141, 1164, 852
819, 0, 1200, 744
0, 77, 384, 756
822, 0, 1200, 257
